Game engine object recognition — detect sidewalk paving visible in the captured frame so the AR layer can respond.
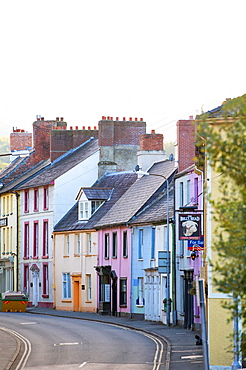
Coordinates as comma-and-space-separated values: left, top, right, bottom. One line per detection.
1, 307, 204, 369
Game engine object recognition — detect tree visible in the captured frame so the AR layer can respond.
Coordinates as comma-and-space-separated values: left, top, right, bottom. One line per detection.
196, 94, 246, 353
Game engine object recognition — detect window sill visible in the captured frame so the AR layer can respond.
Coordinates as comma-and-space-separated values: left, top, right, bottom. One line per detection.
74, 254, 80, 257
42, 255, 49, 259
136, 305, 144, 308
33, 256, 38, 260
119, 304, 127, 308
61, 299, 72, 303
42, 294, 49, 298
43, 208, 49, 211
112, 256, 117, 259
104, 257, 109, 260
85, 301, 92, 303
63, 255, 69, 258
23, 257, 29, 260
138, 258, 143, 261
123, 256, 128, 259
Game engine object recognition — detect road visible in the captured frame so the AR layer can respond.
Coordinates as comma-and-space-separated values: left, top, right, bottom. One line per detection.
1, 312, 166, 369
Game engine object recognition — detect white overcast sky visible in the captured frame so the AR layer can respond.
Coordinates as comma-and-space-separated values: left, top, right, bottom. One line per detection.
0, 0, 245, 142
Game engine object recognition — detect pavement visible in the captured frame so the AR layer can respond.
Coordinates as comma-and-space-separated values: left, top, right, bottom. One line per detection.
1, 307, 204, 370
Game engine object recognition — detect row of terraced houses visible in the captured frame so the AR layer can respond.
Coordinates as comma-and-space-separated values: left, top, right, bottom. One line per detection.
0, 105, 239, 369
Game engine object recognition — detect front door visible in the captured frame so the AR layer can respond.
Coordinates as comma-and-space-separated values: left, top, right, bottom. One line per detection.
72, 276, 81, 311
184, 270, 194, 329
111, 278, 117, 316
32, 271, 39, 306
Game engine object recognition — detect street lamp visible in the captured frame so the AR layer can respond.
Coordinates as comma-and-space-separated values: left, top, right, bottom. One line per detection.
134, 166, 171, 326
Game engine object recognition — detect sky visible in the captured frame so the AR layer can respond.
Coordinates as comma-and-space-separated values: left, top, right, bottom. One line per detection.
0, 0, 245, 142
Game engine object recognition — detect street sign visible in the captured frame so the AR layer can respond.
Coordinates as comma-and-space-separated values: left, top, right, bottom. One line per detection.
158, 251, 170, 274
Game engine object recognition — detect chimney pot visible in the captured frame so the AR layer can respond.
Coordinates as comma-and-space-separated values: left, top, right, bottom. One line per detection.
140, 118, 143, 121
107, 116, 110, 120
129, 117, 132, 121
151, 130, 155, 134
56, 117, 59, 121
102, 116, 106, 120
94, 126, 97, 130
123, 117, 126, 121
88, 126, 91, 130
82, 126, 85, 130
75, 126, 78, 130
70, 126, 73, 130
61, 117, 64, 121
41, 117, 44, 121
116, 117, 119, 121
189, 115, 193, 120
135, 117, 138, 121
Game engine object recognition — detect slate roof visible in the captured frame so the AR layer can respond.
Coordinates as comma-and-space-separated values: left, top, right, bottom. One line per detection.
129, 187, 174, 226
53, 171, 138, 232
0, 152, 50, 194
95, 159, 176, 228
82, 188, 112, 201
14, 138, 99, 190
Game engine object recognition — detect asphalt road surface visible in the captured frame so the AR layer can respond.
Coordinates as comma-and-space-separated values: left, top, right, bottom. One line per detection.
1, 312, 166, 369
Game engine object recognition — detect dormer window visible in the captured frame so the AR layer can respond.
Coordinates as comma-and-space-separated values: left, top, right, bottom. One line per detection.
76, 187, 112, 221
78, 200, 104, 220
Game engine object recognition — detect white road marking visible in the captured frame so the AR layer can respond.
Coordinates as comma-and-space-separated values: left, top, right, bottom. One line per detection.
20, 322, 38, 325
181, 355, 203, 359
79, 362, 87, 368
54, 342, 81, 346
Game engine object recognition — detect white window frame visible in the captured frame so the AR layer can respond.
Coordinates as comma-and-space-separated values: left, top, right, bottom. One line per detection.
62, 273, 71, 299
87, 274, 92, 301
75, 234, 81, 255
87, 233, 92, 255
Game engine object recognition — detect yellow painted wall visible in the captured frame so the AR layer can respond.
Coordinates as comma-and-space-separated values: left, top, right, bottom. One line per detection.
209, 298, 233, 366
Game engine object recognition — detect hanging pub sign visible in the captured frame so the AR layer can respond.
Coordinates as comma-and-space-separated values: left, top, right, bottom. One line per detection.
179, 213, 202, 240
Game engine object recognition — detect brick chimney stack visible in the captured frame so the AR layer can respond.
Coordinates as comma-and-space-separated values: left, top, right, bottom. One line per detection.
137, 130, 166, 172
176, 117, 196, 172
10, 128, 32, 151
33, 117, 67, 162
98, 116, 146, 177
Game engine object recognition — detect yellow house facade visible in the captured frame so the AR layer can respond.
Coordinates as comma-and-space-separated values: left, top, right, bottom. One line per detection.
0, 192, 20, 292
53, 229, 98, 313
197, 104, 242, 369
206, 158, 234, 368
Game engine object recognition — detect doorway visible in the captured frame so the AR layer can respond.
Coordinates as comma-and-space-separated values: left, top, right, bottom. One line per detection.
111, 277, 117, 316
72, 276, 81, 311
184, 270, 194, 329
32, 271, 39, 307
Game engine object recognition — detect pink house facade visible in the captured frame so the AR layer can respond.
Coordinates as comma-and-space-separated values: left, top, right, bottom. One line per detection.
97, 226, 132, 317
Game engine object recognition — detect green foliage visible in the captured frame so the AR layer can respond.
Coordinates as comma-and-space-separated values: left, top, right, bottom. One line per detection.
164, 141, 175, 157
0, 137, 10, 170
196, 94, 246, 330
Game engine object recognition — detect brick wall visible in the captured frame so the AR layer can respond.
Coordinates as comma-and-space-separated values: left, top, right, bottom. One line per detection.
140, 130, 163, 151
176, 118, 196, 172
98, 117, 146, 147
33, 117, 67, 162
10, 130, 32, 151
50, 128, 98, 162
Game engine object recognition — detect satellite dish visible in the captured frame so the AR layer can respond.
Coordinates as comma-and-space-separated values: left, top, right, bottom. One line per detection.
135, 165, 140, 172
169, 153, 174, 161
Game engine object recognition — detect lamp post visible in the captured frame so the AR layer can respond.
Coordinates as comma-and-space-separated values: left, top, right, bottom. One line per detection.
135, 168, 171, 326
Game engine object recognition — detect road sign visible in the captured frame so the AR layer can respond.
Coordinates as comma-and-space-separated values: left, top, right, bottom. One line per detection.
158, 251, 170, 274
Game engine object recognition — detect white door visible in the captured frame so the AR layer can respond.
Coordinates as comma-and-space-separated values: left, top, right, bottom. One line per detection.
32, 271, 39, 306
